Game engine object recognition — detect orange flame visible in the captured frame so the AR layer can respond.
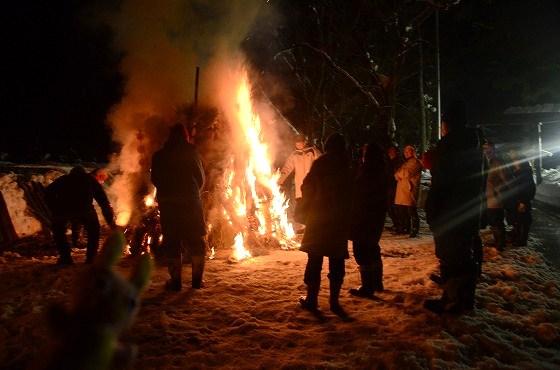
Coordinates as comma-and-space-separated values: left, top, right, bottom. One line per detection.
220, 69, 298, 260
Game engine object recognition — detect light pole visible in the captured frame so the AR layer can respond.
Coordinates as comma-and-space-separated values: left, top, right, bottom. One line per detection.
435, 9, 442, 140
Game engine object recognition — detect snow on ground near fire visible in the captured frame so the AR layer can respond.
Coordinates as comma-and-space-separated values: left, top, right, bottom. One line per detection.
1, 228, 559, 369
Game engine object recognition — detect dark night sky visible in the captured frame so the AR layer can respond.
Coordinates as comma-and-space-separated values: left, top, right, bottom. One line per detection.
2, 0, 559, 162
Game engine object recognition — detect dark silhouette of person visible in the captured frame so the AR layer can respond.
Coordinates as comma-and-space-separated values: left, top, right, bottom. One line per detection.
297, 133, 352, 317
349, 143, 388, 297
507, 147, 536, 246
424, 100, 485, 314
386, 145, 402, 232
71, 168, 109, 248
45, 166, 115, 265
151, 124, 206, 291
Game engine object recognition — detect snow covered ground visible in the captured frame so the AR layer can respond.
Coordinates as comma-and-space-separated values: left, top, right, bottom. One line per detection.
1, 225, 559, 369
1, 165, 559, 369
537, 167, 560, 210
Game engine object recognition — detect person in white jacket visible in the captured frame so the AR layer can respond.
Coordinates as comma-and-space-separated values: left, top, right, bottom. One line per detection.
278, 134, 322, 199
394, 145, 423, 237
278, 134, 321, 232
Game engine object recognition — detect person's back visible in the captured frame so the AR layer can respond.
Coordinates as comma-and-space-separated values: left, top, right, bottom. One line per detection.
298, 133, 352, 317
424, 100, 484, 314
428, 127, 483, 234
151, 141, 204, 206
300, 149, 352, 248
46, 166, 114, 265
151, 124, 206, 291
47, 169, 100, 216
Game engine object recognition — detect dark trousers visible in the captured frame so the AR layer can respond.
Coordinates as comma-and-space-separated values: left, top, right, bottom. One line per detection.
303, 254, 345, 287
165, 235, 206, 262
434, 230, 479, 309
52, 209, 100, 262
387, 190, 398, 228
487, 208, 505, 249
513, 205, 532, 246
396, 205, 419, 234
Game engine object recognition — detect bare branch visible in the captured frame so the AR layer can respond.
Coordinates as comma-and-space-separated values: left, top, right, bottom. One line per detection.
275, 43, 381, 109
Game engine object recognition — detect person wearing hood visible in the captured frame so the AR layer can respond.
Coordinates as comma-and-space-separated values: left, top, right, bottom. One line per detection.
45, 166, 116, 265
297, 133, 352, 317
151, 124, 206, 291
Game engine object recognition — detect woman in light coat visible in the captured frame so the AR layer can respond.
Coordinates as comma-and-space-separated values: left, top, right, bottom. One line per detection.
394, 145, 423, 237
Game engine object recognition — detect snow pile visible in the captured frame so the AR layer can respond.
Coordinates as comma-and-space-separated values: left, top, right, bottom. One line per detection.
1, 227, 559, 369
537, 167, 560, 208
0, 173, 42, 236
0, 168, 114, 240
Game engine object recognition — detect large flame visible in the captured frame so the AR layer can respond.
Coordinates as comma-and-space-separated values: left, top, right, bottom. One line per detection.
221, 69, 297, 261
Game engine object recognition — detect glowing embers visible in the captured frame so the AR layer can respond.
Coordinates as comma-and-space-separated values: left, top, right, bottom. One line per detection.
144, 188, 157, 207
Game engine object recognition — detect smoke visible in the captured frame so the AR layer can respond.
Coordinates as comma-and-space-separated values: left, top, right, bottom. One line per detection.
102, 0, 262, 224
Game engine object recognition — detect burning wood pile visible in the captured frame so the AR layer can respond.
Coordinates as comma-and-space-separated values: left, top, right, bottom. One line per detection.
116, 68, 299, 262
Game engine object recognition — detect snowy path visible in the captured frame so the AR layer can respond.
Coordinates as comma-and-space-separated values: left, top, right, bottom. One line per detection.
1, 228, 560, 369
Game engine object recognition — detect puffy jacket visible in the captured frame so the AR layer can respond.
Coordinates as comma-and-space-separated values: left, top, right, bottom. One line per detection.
394, 158, 423, 206
278, 146, 321, 198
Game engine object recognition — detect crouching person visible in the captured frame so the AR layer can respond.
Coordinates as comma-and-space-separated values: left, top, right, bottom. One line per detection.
45, 166, 116, 265
298, 133, 352, 317
151, 124, 207, 291
349, 143, 387, 297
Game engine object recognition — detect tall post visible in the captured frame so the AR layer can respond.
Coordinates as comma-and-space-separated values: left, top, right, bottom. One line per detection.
190, 66, 200, 142
418, 29, 427, 153
194, 66, 200, 110
537, 122, 543, 184
435, 9, 441, 139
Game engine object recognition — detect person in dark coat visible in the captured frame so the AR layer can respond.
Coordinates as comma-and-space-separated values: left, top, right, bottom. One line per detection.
349, 143, 388, 297
298, 133, 352, 316
424, 100, 485, 314
151, 123, 206, 291
507, 147, 536, 246
71, 168, 109, 248
387, 145, 402, 232
46, 166, 116, 265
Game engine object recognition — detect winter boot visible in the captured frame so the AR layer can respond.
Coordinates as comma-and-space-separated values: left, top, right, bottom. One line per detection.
191, 255, 205, 289
56, 254, 74, 266
165, 258, 182, 292
462, 275, 477, 311
372, 260, 384, 292
329, 282, 348, 318
349, 265, 374, 298
491, 226, 506, 251
299, 284, 320, 312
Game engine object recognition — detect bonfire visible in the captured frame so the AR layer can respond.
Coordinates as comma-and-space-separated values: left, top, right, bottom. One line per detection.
115, 68, 299, 262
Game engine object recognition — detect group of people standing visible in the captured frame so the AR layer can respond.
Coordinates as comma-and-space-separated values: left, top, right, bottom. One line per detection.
295, 101, 536, 317
45, 107, 535, 318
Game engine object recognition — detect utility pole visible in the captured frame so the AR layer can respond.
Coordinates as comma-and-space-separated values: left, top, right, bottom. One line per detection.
418, 29, 427, 153
435, 9, 442, 139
